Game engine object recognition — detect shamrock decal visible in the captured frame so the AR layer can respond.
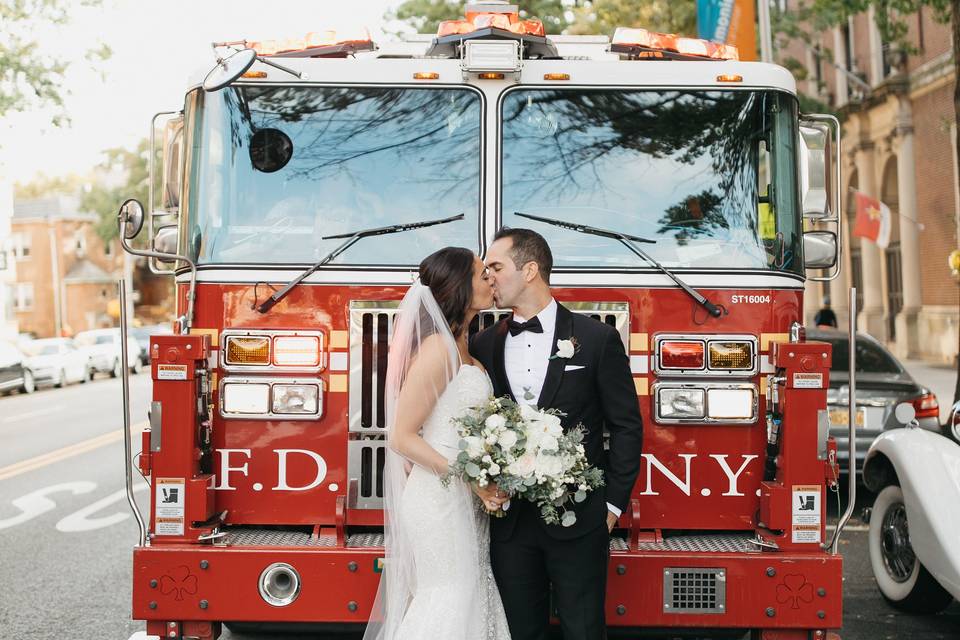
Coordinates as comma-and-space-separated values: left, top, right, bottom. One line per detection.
775, 574, 814, 610
160, 565, 198, 602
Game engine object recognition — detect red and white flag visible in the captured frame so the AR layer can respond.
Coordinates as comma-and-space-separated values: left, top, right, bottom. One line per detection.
852, 191, 891, 249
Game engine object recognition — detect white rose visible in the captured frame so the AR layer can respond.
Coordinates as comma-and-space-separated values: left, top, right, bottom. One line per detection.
485, 434, 498, 445
539, 434, 559, 452
463, 436, 484, 458
482, 454, 493, 464
513, 453, 536, 477
497, 430, 518, 450
485, 414, 506, 430
534, 453, 563, 478
488, 463, 501, 475
556, 339, 575, 359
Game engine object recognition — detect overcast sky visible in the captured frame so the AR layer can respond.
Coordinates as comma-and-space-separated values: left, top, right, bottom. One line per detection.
0, 0, 400, 185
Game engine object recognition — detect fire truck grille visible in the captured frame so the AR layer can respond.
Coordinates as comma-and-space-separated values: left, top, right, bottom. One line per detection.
348, 440, 386, 509
663, 567, 726, 614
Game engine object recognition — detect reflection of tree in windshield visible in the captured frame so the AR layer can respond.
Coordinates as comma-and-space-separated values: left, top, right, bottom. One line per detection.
233, 86, 480, 200
503, 89, 761, 201
658, 190, 730, 245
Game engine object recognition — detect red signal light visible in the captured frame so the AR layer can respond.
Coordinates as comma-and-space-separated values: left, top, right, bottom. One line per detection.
660, 341, 705, 370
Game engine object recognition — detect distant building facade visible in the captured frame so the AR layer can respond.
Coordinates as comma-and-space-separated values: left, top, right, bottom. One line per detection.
781, 8, 959, 365
12, 196, 120, 337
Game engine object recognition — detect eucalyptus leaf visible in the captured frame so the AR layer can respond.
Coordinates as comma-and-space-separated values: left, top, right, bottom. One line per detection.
465, 462, 481, 478
561, 511, 577, 527
574, 490, 586, 503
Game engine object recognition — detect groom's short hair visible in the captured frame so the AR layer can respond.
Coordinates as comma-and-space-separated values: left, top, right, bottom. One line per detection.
493, 227, 553, 284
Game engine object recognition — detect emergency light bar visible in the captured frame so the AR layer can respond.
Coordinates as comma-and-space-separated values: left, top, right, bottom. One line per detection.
227, 28, 375, 59
611, 27, 739, 61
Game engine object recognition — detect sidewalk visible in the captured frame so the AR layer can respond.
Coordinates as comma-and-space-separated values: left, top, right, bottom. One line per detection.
902, 359, 957, 423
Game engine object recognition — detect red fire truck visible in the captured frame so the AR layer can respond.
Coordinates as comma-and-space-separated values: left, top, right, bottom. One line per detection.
116, 3, 852, 638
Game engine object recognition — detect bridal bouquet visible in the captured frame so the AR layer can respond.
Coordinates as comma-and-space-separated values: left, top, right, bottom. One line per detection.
442, 396, 604, 527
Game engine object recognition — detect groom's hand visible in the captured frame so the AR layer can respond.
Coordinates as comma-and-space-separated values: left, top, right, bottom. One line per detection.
606, 511, 619, 533
472, 482, 509, 511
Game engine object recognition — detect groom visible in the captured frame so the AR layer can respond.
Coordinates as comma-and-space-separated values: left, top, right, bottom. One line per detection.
470, 227, 643, 640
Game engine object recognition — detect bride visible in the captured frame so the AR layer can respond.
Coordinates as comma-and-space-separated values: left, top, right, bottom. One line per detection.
363, 247, 512, 640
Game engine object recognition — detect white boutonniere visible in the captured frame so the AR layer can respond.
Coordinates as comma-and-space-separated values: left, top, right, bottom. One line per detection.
551, 338, 579, 360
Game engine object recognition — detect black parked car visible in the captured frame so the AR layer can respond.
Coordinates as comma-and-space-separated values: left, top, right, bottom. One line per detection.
0, 341, 34, 394
807, 329, 939, 475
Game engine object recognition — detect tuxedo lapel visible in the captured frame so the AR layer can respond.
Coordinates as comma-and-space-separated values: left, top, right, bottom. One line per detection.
537, 303, 573, 409
492, 319, 514, 401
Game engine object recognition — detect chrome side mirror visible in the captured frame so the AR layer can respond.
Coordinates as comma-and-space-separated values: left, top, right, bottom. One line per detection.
799, 123, 831, 219
118, 198, 145, 240
803, 231, 838, 270
152, 226, 179, 264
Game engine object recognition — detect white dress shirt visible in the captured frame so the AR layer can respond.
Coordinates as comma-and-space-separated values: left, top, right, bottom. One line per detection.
504, 298, 621, 519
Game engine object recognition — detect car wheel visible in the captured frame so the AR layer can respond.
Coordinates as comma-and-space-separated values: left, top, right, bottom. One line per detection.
21, 370, 35, 394
111, 359, 121, 378
132, 357, 143, 374
868, 484, 954, 613
81, 366, 91, 383
55, 369, 66, 388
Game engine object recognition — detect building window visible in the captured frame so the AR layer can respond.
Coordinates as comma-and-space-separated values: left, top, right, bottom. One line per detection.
12, 233, 31, 260
13, 283, 34, 311
884, 243, 903, 340
104, 240, 113, 256
73, 230, 87, 257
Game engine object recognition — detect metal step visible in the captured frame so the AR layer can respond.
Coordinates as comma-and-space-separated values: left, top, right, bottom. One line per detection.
612, 533, 760, 553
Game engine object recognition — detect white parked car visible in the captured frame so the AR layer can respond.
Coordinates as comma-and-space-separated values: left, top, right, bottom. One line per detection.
862, 403, 960, 614
74, 328, 143, 378
23, 338, 92, 387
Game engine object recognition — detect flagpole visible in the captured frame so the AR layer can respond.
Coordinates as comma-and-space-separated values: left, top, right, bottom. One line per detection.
757, 0, 773, 63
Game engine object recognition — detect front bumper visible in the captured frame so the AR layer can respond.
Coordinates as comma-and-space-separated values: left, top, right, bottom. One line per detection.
133, 531, 842, 631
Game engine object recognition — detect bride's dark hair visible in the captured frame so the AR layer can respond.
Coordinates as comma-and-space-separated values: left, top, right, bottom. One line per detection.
419, 247, 475, 338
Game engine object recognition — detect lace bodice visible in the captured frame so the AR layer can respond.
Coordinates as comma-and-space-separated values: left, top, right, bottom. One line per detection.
421, 364, 492, 458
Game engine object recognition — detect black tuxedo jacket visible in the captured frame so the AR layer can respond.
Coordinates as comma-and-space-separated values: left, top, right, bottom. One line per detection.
470, 302, 643, 541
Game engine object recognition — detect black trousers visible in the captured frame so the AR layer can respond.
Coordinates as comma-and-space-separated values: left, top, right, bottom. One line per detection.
490, 503, 609, 640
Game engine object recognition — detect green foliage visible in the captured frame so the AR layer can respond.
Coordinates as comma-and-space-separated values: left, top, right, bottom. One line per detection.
389, 0, 570, 35
568, 0, 697, 36
0, 0, 110, 125
80, 139, 151, 245
773, 0, 953, 55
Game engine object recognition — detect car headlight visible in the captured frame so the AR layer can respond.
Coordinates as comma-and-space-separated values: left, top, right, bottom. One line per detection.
272, 383, 320, 415
658, 387, 705, 419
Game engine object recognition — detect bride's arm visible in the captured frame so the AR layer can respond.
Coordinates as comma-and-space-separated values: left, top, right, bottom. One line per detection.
389, 334, 454, 476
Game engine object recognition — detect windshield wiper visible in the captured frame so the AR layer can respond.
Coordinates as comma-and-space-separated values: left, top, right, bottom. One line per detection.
257, 213, 464, 313
515, 211, 723, 318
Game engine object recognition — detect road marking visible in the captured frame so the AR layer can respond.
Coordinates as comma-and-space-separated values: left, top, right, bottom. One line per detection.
1, 405, 63, 423
0, 421, 148, 482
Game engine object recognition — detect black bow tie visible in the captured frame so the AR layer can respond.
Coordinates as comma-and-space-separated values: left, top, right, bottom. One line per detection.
508, 316, 543, 337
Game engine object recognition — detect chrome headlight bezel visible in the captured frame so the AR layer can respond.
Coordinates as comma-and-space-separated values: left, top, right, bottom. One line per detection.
653, 382, 758, 424
220, 329, 326, 373
653, 333, 759, 377
220, 377, 324, 420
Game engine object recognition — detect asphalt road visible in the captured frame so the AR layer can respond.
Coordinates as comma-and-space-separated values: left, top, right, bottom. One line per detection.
1, 376, 958, 640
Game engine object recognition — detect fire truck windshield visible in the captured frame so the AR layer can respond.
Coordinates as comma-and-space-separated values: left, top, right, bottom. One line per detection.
500, 88, 802, 275
182, 86, 482, 266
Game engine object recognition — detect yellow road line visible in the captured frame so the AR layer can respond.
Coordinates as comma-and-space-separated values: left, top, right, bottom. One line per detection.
0, 421, 148, 482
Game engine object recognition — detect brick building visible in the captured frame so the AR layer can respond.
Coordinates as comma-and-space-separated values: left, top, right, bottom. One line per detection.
782, 7, 959, 364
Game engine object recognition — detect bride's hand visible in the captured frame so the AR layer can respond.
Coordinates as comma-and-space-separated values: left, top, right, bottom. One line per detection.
472, 482, 508, 511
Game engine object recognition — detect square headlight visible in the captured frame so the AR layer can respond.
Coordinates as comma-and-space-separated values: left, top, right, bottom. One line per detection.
272, 383, 320, 415
222, 382, 270, 414
658, 387, 706, 419
707, 388, 755, 420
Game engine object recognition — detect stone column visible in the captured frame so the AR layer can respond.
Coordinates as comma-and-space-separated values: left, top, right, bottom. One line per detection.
894, 95, 923, 357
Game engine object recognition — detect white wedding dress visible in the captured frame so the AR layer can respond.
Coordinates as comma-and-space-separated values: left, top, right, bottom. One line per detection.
395, 364, 512, 640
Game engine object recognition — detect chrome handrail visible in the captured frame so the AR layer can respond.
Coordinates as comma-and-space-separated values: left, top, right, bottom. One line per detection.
119, 279, 148, 547
826, 286, 857, 553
